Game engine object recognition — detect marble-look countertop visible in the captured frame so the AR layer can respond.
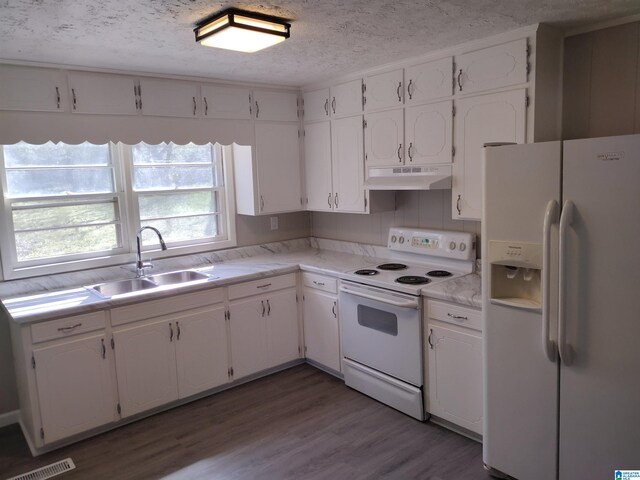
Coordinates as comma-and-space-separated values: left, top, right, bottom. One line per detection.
1, 239, 482, 324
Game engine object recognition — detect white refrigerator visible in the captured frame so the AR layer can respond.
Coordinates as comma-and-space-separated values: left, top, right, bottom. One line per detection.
481, 135, 640, 480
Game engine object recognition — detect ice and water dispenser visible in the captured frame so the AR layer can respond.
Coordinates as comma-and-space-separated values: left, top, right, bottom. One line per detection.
488, 241, 542, 310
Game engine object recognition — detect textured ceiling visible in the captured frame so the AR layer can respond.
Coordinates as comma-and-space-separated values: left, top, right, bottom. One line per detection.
1, 0, 639, 86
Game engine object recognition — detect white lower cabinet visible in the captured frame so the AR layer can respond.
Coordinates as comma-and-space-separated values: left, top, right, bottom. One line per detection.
33, 333, 117, 444
426, 299, 483, 435
303, 288, 340, 373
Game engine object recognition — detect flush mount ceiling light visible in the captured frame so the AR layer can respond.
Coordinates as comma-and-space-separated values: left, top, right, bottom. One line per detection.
194, 8, 291, 53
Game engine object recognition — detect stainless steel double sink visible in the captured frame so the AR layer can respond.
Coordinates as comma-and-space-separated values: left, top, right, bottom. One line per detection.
92, 270, 212, 298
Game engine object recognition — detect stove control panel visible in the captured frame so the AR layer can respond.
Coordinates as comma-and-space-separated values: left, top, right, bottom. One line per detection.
388, 228, 475, 261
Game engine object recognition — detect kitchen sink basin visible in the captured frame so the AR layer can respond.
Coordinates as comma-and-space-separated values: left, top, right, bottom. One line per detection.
92, 278, 157, 297
147, 270, 210, 286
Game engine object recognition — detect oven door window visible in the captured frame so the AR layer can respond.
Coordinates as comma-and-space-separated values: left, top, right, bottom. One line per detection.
357, 305, 398, 336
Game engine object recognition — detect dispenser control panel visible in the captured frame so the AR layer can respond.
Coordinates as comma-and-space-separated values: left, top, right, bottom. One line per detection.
488, 241, 542, 268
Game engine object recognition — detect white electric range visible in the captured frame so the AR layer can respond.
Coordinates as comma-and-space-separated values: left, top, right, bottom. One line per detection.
339, 228, 476, 420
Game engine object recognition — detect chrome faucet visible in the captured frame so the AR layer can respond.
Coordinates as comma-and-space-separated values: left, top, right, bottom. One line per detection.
136, 226, 167, 277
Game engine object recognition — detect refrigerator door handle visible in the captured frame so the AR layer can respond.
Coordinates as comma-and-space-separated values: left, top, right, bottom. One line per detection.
558, 199, 575, 366
542, 199, 559, 362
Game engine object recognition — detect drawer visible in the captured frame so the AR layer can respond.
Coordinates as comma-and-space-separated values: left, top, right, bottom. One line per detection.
111, 288, 224, 327
31, 311, 106, 344
428, 299, 481, 331
302, 272, 337, 294
228, 273, 296, 301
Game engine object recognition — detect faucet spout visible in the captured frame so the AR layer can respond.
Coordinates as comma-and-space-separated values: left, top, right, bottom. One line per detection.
136, 226, 168, 277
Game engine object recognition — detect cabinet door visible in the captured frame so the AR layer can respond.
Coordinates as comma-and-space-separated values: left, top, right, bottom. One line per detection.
331, 79, 363, 117
331, 115, 366, 213
255, 122, 302, 214
33, 334, 116, 444
175, 306, 229, 399
253, 90, 299, 121
406, 57, 453, 104
68, 72, 138, 115
303, 289, 340, 372
229, 297, 268, 380
303, 88, 331, 122
113, 320, 178, 417
405, 100, 452, 166
453, 88, 526, 220
364, 108, 404, 167
201, 84, 251, 119
455, 39, 528, 95
427, 324, 483, 434
0, 65, 66, 112
265, 289, 299, 368
364, 69, 404, 111
304, 121, 333, 212
139, 78, 200, 117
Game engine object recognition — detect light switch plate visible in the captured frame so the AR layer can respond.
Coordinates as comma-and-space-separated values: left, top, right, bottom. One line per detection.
270, 216, 279, 230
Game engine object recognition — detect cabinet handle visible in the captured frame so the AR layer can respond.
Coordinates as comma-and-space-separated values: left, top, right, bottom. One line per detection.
72, 88, 77, 110
407, 79, 413, 100
456, 194, 462, 215
334, 193, 338, 208
249, 94, 252, 115
261, 300, 266, 317
57, 323, 82, 332
428, 328, 434, 349
169, 323, 174, 342
327, 192, 332, 208
457, 69, 463, 92
332, 301, 337, 318
257, 283, 272, 289
101, 338, 106, 359
55, 86, 60, 109
176, 321, 181, 340
396, 81, 402, 102
204, 97, 208, 116
397, 144, 403, 162
408, 142, 413, 162
255, 101, 260, 118
260, 195, 265, 211
331, 97, 336, 114
447, 313, 468, 321
192, 96, 196, 115
324, 98, 329, 116
313, 280, 325, 286
267, 299, 271, 316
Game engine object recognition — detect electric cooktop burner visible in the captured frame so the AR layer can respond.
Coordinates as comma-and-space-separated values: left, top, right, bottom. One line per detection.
354, 269, 379, 276
395, 275, 431, 285
377, 263, 408, 271
427, 270, 453, 278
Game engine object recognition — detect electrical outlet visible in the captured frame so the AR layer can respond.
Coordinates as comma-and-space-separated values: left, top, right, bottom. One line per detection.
270, 216, 279, 230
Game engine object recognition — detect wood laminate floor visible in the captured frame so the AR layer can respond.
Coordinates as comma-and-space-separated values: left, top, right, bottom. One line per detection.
0, 364, 491, 480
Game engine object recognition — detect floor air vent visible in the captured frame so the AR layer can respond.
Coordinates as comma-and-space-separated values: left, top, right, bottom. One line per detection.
7, 458, 76, 480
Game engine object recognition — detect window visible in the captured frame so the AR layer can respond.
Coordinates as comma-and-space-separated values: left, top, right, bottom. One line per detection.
0, 141, 236, 279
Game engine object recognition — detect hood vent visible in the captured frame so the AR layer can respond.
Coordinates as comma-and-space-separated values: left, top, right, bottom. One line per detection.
365, 164, 452, 190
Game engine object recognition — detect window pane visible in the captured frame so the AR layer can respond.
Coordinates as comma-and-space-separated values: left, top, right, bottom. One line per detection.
139, 192, 217, 219
133, 166, 213, 190
132, 143, 212, 165
6, 168, 114, 197
140, 215, 219, 245
13, 202, 117, 230
15, 225, 119, 261
4, 141, 110, 167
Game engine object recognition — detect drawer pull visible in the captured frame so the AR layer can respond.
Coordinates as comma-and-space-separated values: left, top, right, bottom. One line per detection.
256, 283, 272, 289
57, 323, 82, 332
313, 280, 325, 286
447, 313, 468, 320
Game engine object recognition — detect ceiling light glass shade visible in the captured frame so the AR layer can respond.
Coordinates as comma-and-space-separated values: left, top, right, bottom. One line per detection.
195, 9, 291, 53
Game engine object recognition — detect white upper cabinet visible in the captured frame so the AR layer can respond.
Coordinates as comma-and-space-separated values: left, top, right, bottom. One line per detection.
405, 57, 453, 104
139, 78, 200, 118
332, 115, 366, 213
68, 72, 138, 115
364, 69, 404, 111
253, 90, 299, 121
201, 84, 251, 120
0, 65, 67, 112
364, 108, 404, 167
405, 100, 452, 166
455, 39, 528, 95
330, 79, 363, 117
453, 88, 527, 220
304, 121, 333, 212
303, 88, 331, 122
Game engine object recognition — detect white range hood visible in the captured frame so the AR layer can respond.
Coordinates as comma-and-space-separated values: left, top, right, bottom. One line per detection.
365, 164, 452, 190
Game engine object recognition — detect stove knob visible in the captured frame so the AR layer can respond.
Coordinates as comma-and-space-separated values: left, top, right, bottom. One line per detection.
391, 235, 397, 243
459, 242, 467, 252
449, 241, 457, 250
399, 236, 405, 244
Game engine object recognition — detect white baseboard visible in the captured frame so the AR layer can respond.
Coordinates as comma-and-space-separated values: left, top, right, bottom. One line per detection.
0, 409, 19, 428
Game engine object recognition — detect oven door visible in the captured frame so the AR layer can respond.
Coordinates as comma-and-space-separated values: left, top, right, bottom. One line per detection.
339, 281, 423, 386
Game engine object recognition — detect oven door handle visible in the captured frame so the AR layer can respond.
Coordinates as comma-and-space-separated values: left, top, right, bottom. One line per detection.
340, 285, 420, 309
